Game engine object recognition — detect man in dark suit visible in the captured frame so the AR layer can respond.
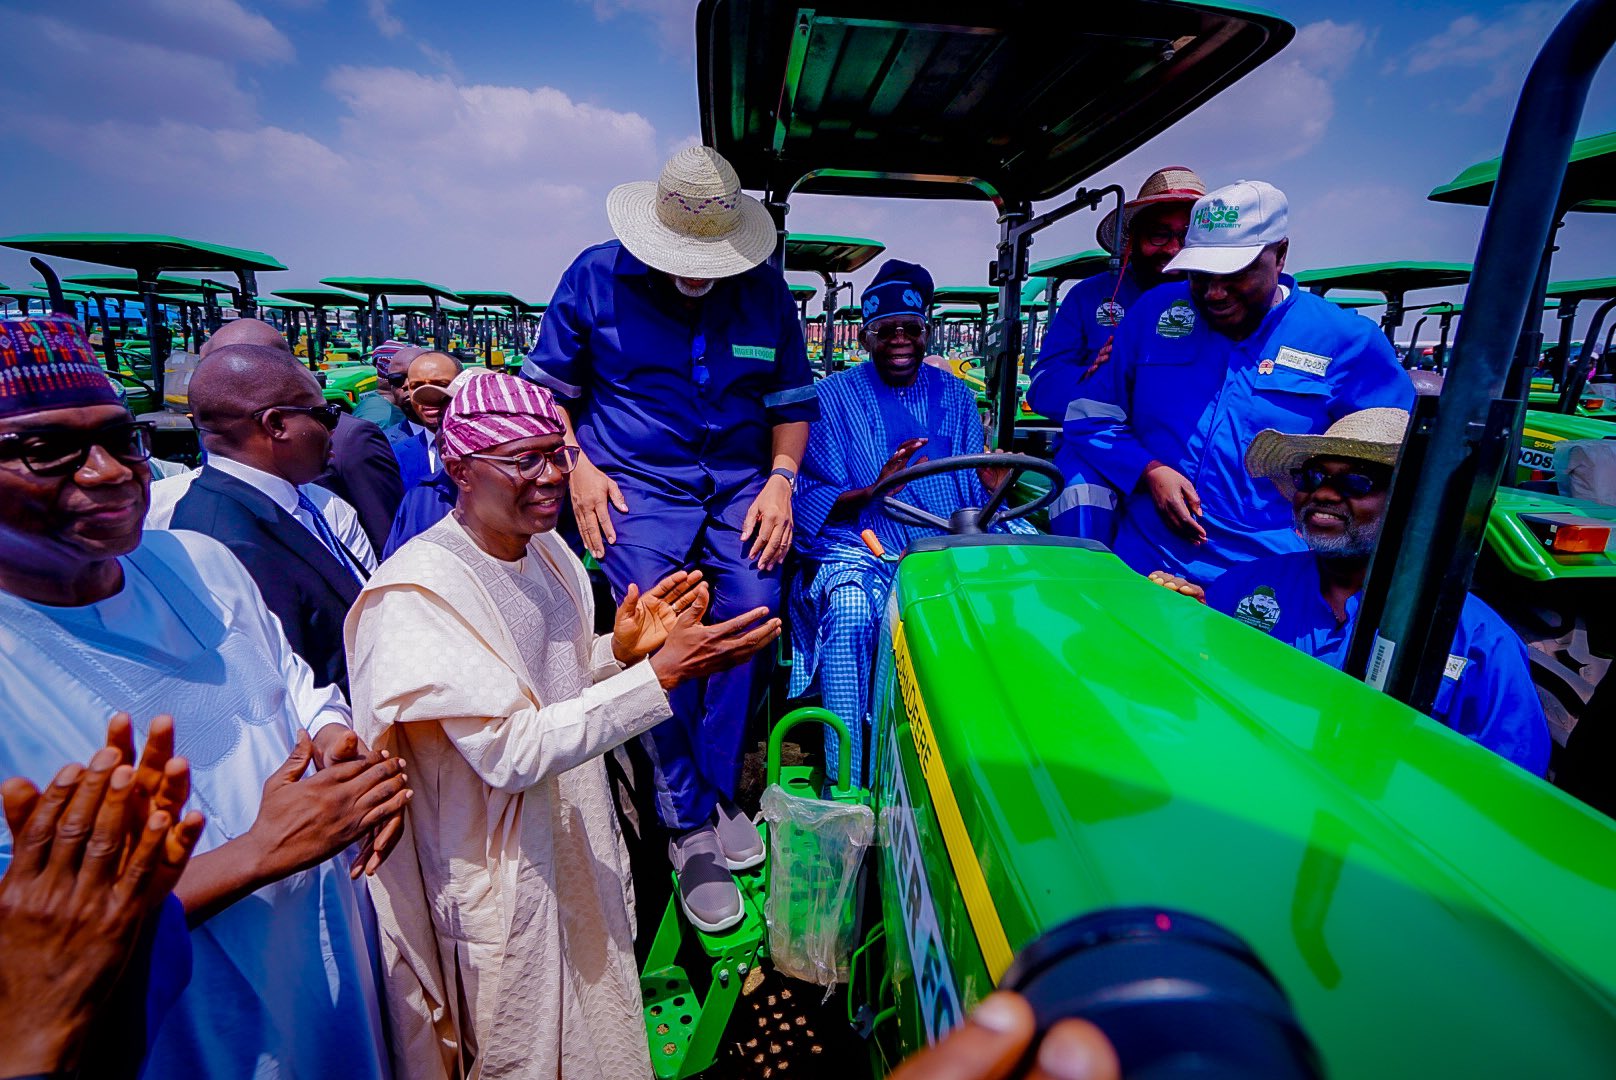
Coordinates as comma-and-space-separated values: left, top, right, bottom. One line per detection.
320, 411, 403, 554
171, 343, 365, 692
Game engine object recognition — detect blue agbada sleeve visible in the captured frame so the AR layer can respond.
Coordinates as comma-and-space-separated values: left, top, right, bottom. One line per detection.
521, 253, 594, 404
1062, 303, 1158, 494
1438, 599, 1553, 776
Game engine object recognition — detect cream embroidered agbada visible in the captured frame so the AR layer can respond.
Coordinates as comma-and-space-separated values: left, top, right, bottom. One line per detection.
345, 513, 672, 1079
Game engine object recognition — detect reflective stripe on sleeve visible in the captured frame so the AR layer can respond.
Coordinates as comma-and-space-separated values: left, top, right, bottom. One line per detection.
1065, 397, 1127, 421
764, 384, 820, 408
1052, 482, 1118, 516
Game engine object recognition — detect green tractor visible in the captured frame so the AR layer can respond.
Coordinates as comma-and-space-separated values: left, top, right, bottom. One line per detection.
624, 0, 1616, 1077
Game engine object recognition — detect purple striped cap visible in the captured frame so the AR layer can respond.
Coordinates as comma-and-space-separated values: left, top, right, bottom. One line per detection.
437, 369, 564, 459
0, 316, 121, 418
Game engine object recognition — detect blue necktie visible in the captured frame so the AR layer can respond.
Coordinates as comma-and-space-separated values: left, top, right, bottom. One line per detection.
296, 490, 364, 583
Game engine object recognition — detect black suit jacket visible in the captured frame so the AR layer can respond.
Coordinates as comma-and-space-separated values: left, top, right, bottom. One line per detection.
170, 465, 362, 693
319, 412, 404, 554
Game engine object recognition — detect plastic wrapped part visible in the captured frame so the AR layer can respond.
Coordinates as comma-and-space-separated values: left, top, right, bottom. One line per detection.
760, 783, 875, 989
1554, 439, 1616, 505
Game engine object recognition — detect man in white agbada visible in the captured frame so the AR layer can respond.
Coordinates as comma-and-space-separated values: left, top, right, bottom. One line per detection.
0, 314, 411, 1078
346, 369, 781, 1079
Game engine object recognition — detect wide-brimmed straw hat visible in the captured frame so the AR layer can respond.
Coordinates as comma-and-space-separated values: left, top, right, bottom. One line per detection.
1245, 408, 1411, 499
1096, 167, 1207, 255
606, 146, 778, 279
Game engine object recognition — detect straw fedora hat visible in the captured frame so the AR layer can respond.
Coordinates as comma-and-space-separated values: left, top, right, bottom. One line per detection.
1096, 166, 1207, 255
1245, 408, 1412, 499
606, 146, 778, 279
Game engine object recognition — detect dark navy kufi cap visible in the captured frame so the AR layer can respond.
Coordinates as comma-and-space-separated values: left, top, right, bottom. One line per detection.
860, 259, 934, 326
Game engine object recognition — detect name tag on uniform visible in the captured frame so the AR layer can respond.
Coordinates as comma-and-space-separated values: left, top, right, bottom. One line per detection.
733, 345, 776, 362
1444, 654, 1468, 681
1273, 346, 1332, 376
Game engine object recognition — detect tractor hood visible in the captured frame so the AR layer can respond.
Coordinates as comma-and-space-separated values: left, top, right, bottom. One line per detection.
890, 539, 1616, 1076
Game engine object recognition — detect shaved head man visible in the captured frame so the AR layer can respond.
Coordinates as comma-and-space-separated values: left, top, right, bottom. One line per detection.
403, 350, 462, 431
166, 343, 370, 691
199, 317, 290, 357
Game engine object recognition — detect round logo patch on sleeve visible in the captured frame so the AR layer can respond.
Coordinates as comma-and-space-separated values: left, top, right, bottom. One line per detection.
1096, 300, 1125, 327
1156, 300, 1197, 339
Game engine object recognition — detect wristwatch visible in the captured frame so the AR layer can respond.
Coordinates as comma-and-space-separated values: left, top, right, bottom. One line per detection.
769, 467, 798, 492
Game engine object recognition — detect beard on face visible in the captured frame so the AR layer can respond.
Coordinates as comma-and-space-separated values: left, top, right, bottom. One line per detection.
674, 277, 716, 298
1295, 497, 1380, 559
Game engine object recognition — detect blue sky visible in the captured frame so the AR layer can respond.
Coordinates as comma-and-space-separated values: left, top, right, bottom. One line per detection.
1, 0, 1613, 340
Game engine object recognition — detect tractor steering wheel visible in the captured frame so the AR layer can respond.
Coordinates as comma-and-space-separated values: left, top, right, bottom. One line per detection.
868, 452, 1064, 535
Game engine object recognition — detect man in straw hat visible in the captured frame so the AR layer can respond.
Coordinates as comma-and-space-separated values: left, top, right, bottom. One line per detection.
1149, 407, 1548, 774
1035, 166, 1207, 541
521, 145, 816, 930
0, 313, 409, 1078
346, 369, 780, 1077
1062, 179, 1413, 586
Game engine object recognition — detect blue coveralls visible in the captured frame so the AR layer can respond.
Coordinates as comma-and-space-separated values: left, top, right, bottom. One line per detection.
1208, 552, 1551, 775
522, 240, 819, 830
1063, 278, 1413, 584
1027, 269, 1142, 542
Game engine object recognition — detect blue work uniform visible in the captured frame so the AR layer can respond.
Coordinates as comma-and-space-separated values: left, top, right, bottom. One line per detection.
1064, 278, 1412, 584
522, 240, 819, 830
1208, 551, 1550, 774
1031, 269, 1143, 541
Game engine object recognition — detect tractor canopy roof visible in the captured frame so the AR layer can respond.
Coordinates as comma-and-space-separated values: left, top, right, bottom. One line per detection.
783, 233, 886, 274
788, 282, 818, 298
0, 233, 285, 274
1416, 299, 1559, 317
697, 0, 1294, 204
273, 288, 368, 307
1428, 129, 1616, 212
1327, 294, 1384, 309
1295, 261, 1472, 297
1029, 248, 1113, 283
933, 285, 998, 306
256, 297, 311, 310
453, 290, 529, 307
893, 539, 1616, 1076
64, 272, 233, 293
1546, 275, 1616, 302
319, 276, 460, 301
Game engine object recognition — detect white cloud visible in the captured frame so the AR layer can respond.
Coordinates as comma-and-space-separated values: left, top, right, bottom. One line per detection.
21, 66, 664, 297
368, 0, 405, 38
1399, 3, 1562, 112
143, 0, 295, 62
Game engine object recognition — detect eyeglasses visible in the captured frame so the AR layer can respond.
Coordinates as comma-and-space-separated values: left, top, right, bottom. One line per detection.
464, 444, 582, 480
253, 403, 344, 431
869, 319, 927, 342
381, 371, 409, 387
1290, 466, 1390, 498
0, 420, 155, 478
1138, 226, 1189, 247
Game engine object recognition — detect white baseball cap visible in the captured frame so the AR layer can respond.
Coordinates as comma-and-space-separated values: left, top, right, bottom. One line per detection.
1164, 180, 1289, 276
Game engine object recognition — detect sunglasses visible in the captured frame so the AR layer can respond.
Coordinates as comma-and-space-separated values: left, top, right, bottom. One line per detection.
0, 420, 155, 478
869, 319, 927, 342
254, 403, 344, 431
463, 444, 581, 480
381, 371, 409, 387
1290, 466, 1390, 498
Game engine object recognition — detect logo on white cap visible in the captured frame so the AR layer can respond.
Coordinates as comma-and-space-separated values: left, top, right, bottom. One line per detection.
1165, 180, 1289, 276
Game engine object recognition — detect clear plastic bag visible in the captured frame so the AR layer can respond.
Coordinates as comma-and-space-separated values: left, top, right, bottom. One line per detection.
760, 783, 876, 988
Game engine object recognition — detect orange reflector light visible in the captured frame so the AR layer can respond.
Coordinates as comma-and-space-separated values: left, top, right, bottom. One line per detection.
1551, 524, 1611, 553
860, 529, 886, 559
1584, 397, 1607, 411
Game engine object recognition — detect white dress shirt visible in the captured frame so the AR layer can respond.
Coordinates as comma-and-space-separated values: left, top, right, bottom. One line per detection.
146, 455, 379, 572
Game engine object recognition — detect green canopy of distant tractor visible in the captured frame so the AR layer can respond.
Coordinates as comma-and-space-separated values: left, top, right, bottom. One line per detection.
453, 290, 529, 307
933, 285, 998, 305
1030, 248, 1112, 283
1295, 262, 1473, 296
1428, 130, 1616, 211
1328, 295, 1384, 309
789, 283, 818, 298
320, 277, 460, 301
783, 234, 886, 275
0, 233, 285, 273
1546, 276, 1616, 301
273, 288, 368, 308
257, 297, 312, 310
